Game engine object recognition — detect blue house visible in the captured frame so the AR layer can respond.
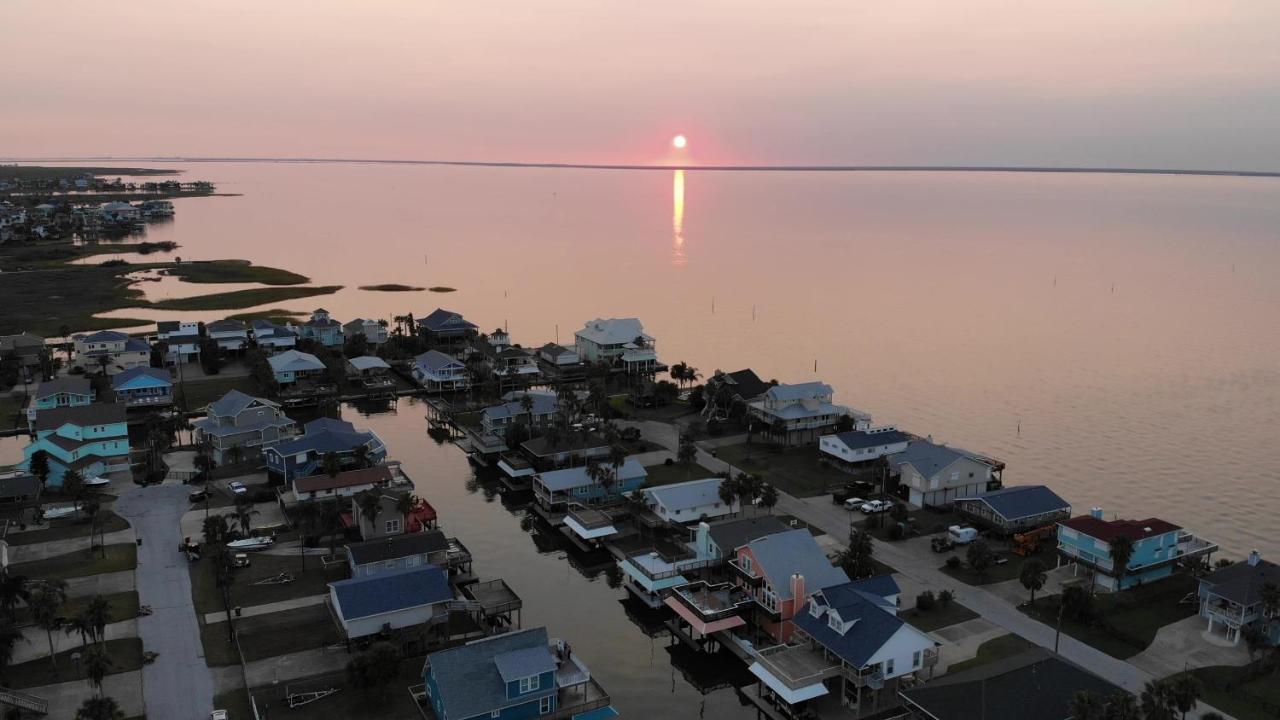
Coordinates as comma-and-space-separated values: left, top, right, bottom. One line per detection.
954, 485, 1071, 535
1057, 508, 1218, 591
411, 350, 470, 392
293, 308, 344, 347
267, 349, 326, 387
417, 308, 477, 344
1198, 551, 1280, 647
264, 417, 386, 482
531, 458, 647, 513
31, 377, 95, 411
22, 404, 130, 485
328, 565, 454, 641
111, 366, 174, 408
422, 627, 613, 720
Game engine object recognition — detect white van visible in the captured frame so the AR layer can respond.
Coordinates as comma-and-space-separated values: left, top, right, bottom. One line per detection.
947, 526, 979, 545
843, 497, 866, 511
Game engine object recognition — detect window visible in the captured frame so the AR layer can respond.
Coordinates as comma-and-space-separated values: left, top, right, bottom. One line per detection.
384, 560, 396, 569
385, 519, 402, 534
491, 711, 501, 719
519, 675, 541, 693
912, 651, 922, 668
540, 696, 553, 714
407, 555, 421, 567
884, 658, 895, 675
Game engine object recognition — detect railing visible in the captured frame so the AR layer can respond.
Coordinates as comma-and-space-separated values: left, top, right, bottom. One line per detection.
729, 558, 764, 587
624, 550, 713, 582
670, 581, 754, 621
754, 644, 840, 691
922, 647, 939, 667
1203, 598, 1254, 627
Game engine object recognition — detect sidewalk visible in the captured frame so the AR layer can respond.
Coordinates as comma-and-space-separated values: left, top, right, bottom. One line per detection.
203, 593, 326, 625
12, 618, 138, 664
24, 669, 144, 719
65, 570, 135, 599
7, 528, 136, 564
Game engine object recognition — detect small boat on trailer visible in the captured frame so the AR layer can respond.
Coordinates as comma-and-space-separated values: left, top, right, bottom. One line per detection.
84, 476, 112, 487
226, 536, 275, 551
41, 506, 78, 521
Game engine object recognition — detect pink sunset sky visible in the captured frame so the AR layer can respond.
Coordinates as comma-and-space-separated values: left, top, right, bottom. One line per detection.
3, 0, 1279, 168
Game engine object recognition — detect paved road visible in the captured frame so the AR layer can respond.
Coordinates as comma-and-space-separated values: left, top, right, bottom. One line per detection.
114, 482, 216, 720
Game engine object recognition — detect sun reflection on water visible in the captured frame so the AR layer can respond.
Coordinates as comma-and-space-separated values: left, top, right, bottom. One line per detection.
672, 169, 686, 266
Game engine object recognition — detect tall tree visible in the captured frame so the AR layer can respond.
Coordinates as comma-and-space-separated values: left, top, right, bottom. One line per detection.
757, 484, 778, 515
1109, 535, 1135, 591
233, 497, 258, 536
62, 469, 85, 515
1069, 691, 1104, 720
839, 529, 875, 579
1139, 680, 1177, 720
296, 501, 321, 571
28, 450, 50, 489
0, 574, 30, 623
1102, 691, 1140, 720
717, 474, 739, 516
28, 579, 68, 672
1020, 559, 1047, 606
83, 596, 112, 646
82, 645, 113, 697
323, 451, 343, 478
1168, 676, 1201, 720
202, 513, 230, 546
0, 624, 28, 678
81, 494, 104, 557
677, 437, 698, 478
966, 539, 994, 579
357, 491, 382, 533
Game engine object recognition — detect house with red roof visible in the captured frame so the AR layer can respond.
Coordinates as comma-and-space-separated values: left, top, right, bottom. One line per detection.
1056, 507, 1217, 591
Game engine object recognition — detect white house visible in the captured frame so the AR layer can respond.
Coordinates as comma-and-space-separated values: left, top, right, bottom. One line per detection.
748, 382, 869, 446
73, 331, 150, 375
412, 350, 470, 391
206, 320, 249, 354
327, 566, 454, 640
250, 319, 297, 353
539, 343, 580, 366
819, 427, 910, 467
889, 440, 1001, 508
268, 349, 326, 387
156, 321, 202, 365
640, 477, 737, 524
574, 317, 658, 373
343, 318, 388, 346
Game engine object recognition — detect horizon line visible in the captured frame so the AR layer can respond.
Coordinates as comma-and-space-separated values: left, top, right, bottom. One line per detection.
4, 156, 1280, 178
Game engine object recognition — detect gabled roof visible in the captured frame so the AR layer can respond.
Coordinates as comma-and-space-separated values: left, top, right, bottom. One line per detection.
482, 394, 558, 421
521, 433, 608, 457
122, 338, 150, 353
764, 381, 832, 402
34, 376, 93, 400
78, 330, 129, 343
268, 350, 325, 373
206, 319, 246, 333
575, 317, 651, 346
539, 343, 575, 358
250, 319, 297, 339
294, 465, 392, 494
346, 529, 449, 565
642, 477, 726, 513
535, 457, 646, 491
427, 628, 556, 719
705, 516, 789, 553
1059, 515, 1181, 542
417, 308, 477, 333
712, 369, 770, 401
34, 404, 127, 432
271, 419, 375, 457
494, 646, 556, 683
956, 485, 1070, 522
207, 389, 278, 417
888, 441, 978, 479
413, 349, 464, 372
329, 565, 452, 621
826, 428, 910, 451
794, 578, 912, 667
111, 366, 172, 390
1201, 557, 1280, 607
347, 356, 390, 372
744, 529, 849, 600
900, 649, 1124, 720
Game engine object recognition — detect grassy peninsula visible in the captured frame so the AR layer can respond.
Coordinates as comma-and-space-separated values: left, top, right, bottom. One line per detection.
359, 283, 425, 292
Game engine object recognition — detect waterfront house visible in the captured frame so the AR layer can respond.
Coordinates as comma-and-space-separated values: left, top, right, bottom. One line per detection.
954, 485, 1071, 535
0, 333, 47, 379
291, 465, 392, 503
327, 565, 454, 642
343, 318, 388, 346
0, 470, 42, 511
702, 368, 771, 418
267, 349, 326, 387
747, 382, 869, 446
640, 477, 737, 525
264, 417, 386, 483
411, 350, 470, 391
532, 457, 647, 512
1197, 550, 1280, 646
293, 308, 344, 347
481, 394, 558, 439
538, 343, 580, 366
249, 319, 297, 353
492, 347, 542, 382
156, 321, 201, 365
519, 433, 610, 470
350, 489, 437, 540
574, 317, 659, 373
192, 390, 297, 464
345, 355, 392, 382
206, 320, 249, 354
30, 376, 94, 411
22, 404, 130, 486
899, 648, 1123, 720
111, 366, 173, 408
730, 528, 849, 644
693, 516, 790, 566
99, 202, 139, 224
1056, 508, 1218, 591
422, 627, 611, 720
819, 427, 910, 468
888, 439, 1003, 508
73, 331, 150, 375
746, 576, 937, 714
346, 529, 453, 578
416, 308, 478, 344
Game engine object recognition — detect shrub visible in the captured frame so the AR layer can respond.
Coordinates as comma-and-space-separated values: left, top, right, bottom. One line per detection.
707, 418, 723, 437
938, 589, 954, 607
887, 524, 905, 541
946, 556, 962, 570
664, 458, 674, 466
916, 590, 937, 611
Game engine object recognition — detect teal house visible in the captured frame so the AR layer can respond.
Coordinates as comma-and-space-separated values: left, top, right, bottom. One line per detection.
111, 366, 174, 408
1057, 507, 1217, 591
293, 308, 344, 347
23, 405, 130, 485
31, 377, 95, 411
421, 627, 614, 720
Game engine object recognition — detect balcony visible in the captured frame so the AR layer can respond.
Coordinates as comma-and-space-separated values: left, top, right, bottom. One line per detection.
624, 549, 713, 583
670, 581, 755, 623
729, 558, 765, 587
754, 643, 841, 693
1203, 596, 1256, 629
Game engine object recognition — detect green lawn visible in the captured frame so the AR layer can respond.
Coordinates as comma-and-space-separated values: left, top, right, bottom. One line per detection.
3, 638, 143, 689
1017, 574, 1198, 659
190, 551, 344, 616
213, 689, 256, 719
901, 601, 980, 632
146, 285, 342, 311
642, 461, 716, 487
0, 392, 27, 431
199, 619, 242, 667
711, 442, 853, 498
14, 591, 139, 627
236, 605, 337, 661
946, 633, 1037, 674
163, 260, 309, 285
247, 658, 426, 719
939, 547, 1053, 586
6, 510, 131, 546
175, 374, 262, 411
10, 543, 137, 580
1176, 665, 1280, 720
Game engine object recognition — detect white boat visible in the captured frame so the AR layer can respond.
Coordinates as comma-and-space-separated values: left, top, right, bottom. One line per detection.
42, 506, 78, 520
226, 537, 275, 551
83, 476, 112, 487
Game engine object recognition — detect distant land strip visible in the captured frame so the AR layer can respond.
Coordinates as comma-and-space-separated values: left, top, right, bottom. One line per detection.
7, 157, 1280, 178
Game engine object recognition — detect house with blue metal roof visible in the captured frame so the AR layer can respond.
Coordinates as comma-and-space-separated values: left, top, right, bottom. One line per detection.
889, 439, 1004, 508
111, 366, 173, 408
421, 627, 614, 720
72, 330, 150, 376
819, 427, 910, 467
249, 319, 297, 353
192, 389, 297, 464
267, 349, 326, 387
724, 528, 850, 644
416, 308, 478, 344
412, 350, 471, 392
954, 485, 1071, 534
264, 417, 386, 482
749, 576, 937, 714
532, 458, 647, 513
327, 565, 453, 641
640, 477, 736, 525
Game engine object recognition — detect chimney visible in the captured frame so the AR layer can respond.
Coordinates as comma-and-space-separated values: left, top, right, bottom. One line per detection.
1248, 550, 1261, 567
1090, 507, 1104, 520
791, 573, 805, 604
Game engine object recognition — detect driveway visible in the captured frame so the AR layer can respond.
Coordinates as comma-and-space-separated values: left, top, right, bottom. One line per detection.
1131, 615, 1251, 678
114, 482, 216, 720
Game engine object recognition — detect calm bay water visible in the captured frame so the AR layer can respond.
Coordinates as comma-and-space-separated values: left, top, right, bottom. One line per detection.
3, 160, 1279, 714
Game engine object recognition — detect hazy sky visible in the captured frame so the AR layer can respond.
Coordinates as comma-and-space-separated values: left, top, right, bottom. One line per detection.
4, 1, 1279, 168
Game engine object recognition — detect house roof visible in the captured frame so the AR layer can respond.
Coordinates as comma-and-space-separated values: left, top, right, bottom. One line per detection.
347, 356, 390, 372
0, 472, 41, 499
826, 428, 910, 451
34, 376, 93, 400
900, 649, 1124, 720
643, 477, 726, 513
294, 465, 392, 494
206, 319, 245, 333
482, 394, 558, 421
712, 369, 770, 401
413, 349, 463, 372
764, 381, 832, 402
521, 433, 608, 457
34, 404, 127, 432
1201, 557, 1280, 607
78, 330, 129, 343
794, 578, 912, 667
535, 457, 646, 491
111, 366, 172, 390
417, 308, 477, 332
888, 441, 974, 479
272, 419, 375, 457
1059, 515, 1181, 542
268, 350, 325, 373
207, 389, 278, 417
427, 628, 555, 719
705, 516, 790, 553
745, 529, 849, 601
329, 565, 452, 621
346, 529, 449, 565
250, 319, 296, 339
539, 343, 574, 358
0, 333, 45, 351
956, 485, 1070, 522
494, 646, 557, 683
156, 321, 180, 333
575, 317, 651, 346
123, 339, 150, 353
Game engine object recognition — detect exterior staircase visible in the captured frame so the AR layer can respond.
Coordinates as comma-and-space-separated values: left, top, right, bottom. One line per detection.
0, 686, 48, 715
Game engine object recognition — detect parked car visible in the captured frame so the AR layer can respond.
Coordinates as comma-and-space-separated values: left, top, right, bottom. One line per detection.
843, 497, 867, 511
860, 500, 892, 514
210, 711, 229, 720
228, 481, 248, 496
188, 489, 209, 503
947, 525, 979, 545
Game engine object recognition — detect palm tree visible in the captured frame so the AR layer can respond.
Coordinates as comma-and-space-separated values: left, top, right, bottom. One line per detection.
95, 355, 112, 377
28, 451, 50, 489
1139, 680, 1177, 720
83, 596, 111, 646
357, 492, 382, 534
352, 443, 372, 469
62, 469, 85, 516
28, 579, 68, 672
320, 501, 344, 554
1102, 691, 1139, 720
202, 514, 230, 546
1168, 676, 1201, 720
736, 472, 763, 508
0, 574, 30, 623
81, 494, 103, 556
323, 451, 343, 478
82, 645, 112, 697
838, 529, 876, 579
394, 493, 416, 523
520, 394, 535, 426
1070, 691, 1104, 720
296, 501, 321, 570
1020, 559, 1047, 606
233, 497, 258, 536
0, 624, 28, 677
677, 438, 698, 478
74, 695, 125, 720
64, 612, 94, 652
757, 484, 778, 515
717, 474, 739, 516
1109, 535, 1135, 591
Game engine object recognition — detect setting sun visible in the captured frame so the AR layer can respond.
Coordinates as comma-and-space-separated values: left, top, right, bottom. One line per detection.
672, 134, 687, 149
